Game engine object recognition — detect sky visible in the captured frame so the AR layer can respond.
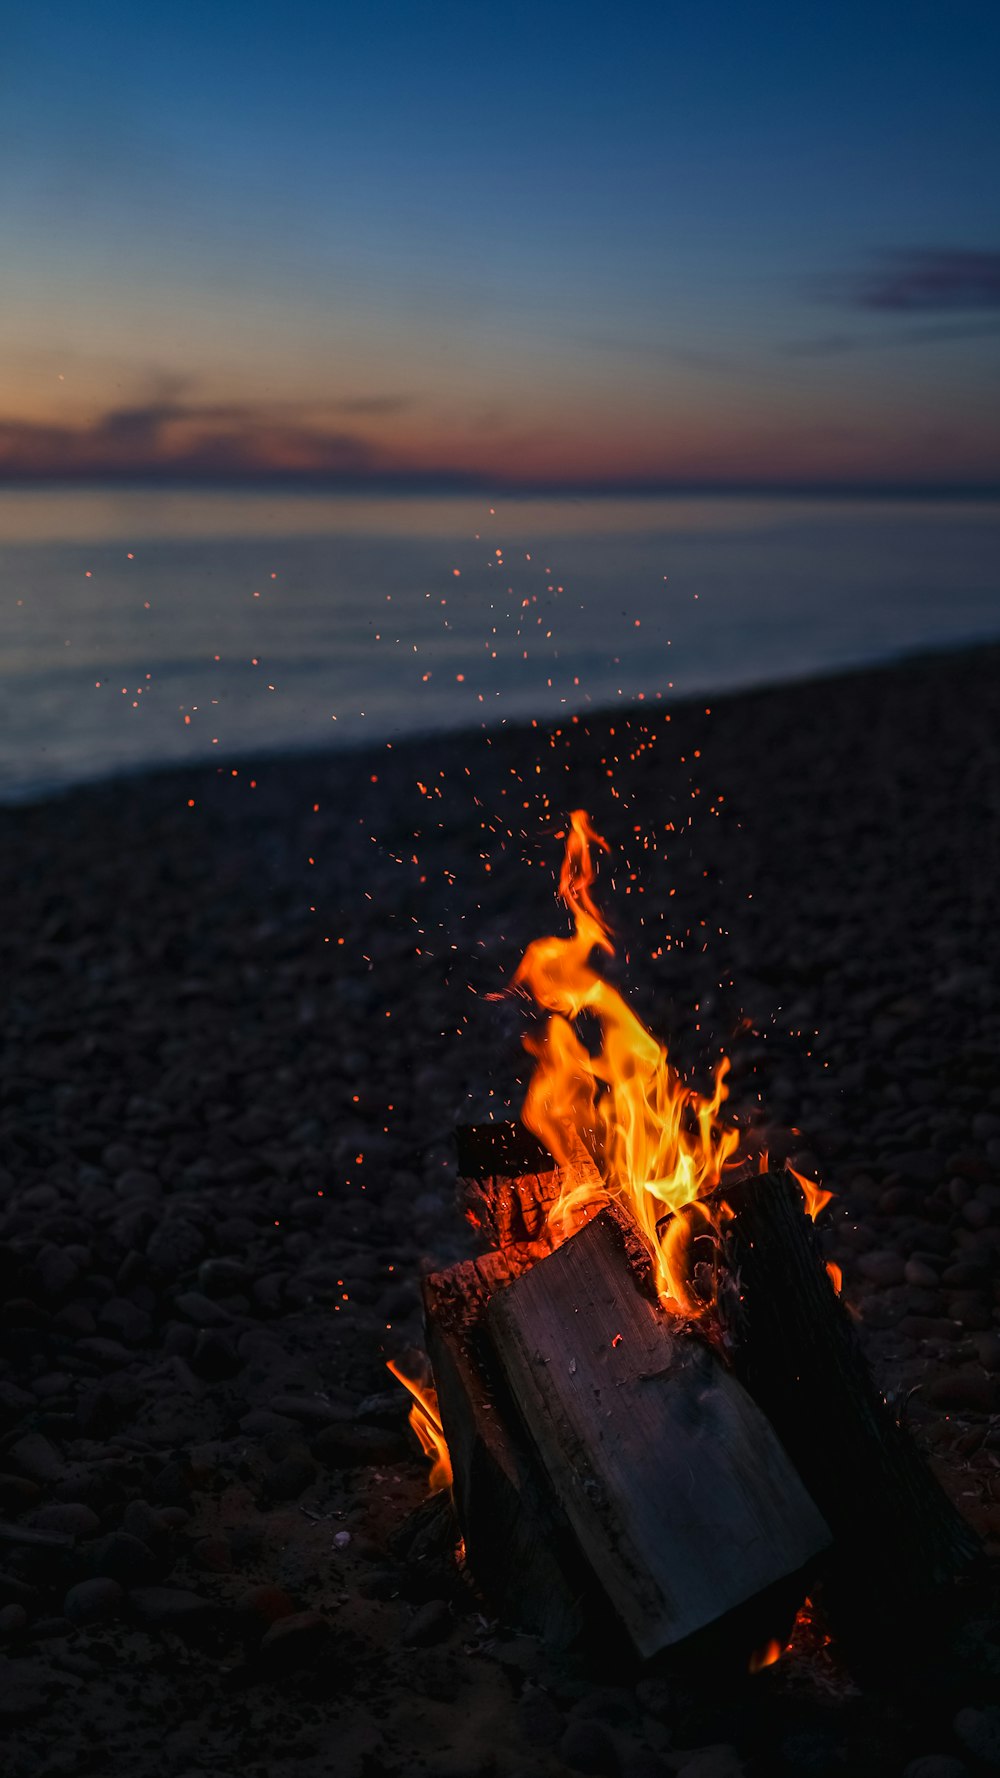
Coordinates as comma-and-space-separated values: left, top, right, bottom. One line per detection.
2, 0, 999, 491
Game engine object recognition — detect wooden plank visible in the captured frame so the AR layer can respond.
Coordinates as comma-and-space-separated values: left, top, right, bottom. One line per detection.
422, 1252, 592, 1649
485, 1206, 831, 1659
717, 1166, 982, 1627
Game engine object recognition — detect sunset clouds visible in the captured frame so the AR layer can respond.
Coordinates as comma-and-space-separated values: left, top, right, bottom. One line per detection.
2, 2, 997, 491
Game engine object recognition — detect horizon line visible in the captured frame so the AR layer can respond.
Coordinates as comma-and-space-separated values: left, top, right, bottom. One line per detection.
1, 472, 999, 501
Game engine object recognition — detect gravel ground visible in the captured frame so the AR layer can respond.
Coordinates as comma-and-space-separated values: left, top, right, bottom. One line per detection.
1, 645, 998, 1778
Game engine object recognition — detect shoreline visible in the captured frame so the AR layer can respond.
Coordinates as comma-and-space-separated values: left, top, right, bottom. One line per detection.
5, 634, 999, 814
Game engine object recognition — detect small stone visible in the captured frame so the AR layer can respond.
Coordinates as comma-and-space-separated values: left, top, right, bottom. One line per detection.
10, 1433, 65, 1484
929, 1369, 996, 1414
859, 1251, 905, 1287
401, 1597, 451, 1646
236, 1584, 297, 1631
190, 1328, 241, 1380
264, 1455, 317, 1501
675, 1750, 745, 1778
33, 1503, 100, 1539
905, 1258, 941, 1288
976, 1334, 1000, 1373
0, 1475, 41, 1511
313, 1423, 406, 1467
192, 1536, 232, 1573
197, 1257, 251, 1295
0, 1604, 27, 1638
954, 1704, 1000, 1765
270, 1394, 346, 1427
258, 1610, 332, 1671
97, 1297, 152, 1345
128, 1586, 216, 1630
88, 1531, 160, 1584
558, 1719, 618, 1775
146, 1219, 206, 1278
174, 1291, 234, 1327
64, 1577, 125, 1625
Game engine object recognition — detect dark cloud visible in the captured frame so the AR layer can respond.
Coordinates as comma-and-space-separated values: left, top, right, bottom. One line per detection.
0, 393, 415, 481
848, 248, 1000, 314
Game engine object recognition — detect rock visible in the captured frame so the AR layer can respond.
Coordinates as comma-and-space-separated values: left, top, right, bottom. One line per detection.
88, 1531, 161, 1584
313, 1423, 407, 1467
904, 1258, 941, 1288
197, 1257, 251, 1296
10, 1433, 65, 1484
263, 1455, 317, 1500
0, 1604, 28, 1638
401, 1597, 451, 1646
146, 1220, 206, 1278
948, 1292, 992, 1331
33, 1503, 100, 1539
558, 1719, 619, 1775
173, 1291, 234, 1327
954, 1705, 1000, 1765
63, 1577, 125, 1625
270, 1393, 346, 1427
192, 1536, 232, 1573
128, 1587, 216, 1630
258, 1610, 332, 1671
189, 1329, 241, 1380
97, 1297, 152, 1345
0, 1474, 41, 1511
976, 1334, 1000, 1373
943, 1260, 989, 1288
675, 1750, 745, 1778
859, 1251, 906, 1287
236, 1585, 297, 1632
928, 1370, 996, 1414
121, 1499, 172, 1550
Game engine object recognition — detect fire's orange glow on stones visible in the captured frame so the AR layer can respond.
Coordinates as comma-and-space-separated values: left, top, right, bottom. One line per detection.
385, 1358, 453, 1493
514, 810, 741, 1311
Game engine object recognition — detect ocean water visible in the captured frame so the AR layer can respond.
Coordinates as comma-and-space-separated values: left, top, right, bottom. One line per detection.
1, 487, 998, 802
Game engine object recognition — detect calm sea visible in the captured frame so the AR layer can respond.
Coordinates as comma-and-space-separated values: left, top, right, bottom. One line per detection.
1, 487, 998, 802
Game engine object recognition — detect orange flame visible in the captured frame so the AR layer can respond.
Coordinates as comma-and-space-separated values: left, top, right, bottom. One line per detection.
514, 811, 741, 1309
386, 1357, 453, 1493
788, 1164, 833, 1222
826, 1260, 843, 1295
748, 1638, 782, 1674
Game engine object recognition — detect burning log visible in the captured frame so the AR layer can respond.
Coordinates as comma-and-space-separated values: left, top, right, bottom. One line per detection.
423, 1246, 593, 1649
424, 1191, 831, 1661
716, 1164, 982, 1628
409, 816, 979, 1665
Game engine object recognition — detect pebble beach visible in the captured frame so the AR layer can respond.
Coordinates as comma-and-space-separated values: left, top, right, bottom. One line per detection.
1, 643, 999, 1777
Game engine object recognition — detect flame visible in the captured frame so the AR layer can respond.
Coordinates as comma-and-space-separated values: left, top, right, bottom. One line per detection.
386, 1357, 453, 1493
826, 1260, 843, 1294
514, 811, 740, 1309
788, 1164, 833, 1222
748, 1638, 782, 1674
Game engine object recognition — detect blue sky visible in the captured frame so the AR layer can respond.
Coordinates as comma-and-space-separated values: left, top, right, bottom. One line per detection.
2, 0, 998, 487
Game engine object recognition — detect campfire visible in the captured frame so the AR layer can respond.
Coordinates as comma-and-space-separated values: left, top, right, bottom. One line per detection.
392, 813, 979, 1668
